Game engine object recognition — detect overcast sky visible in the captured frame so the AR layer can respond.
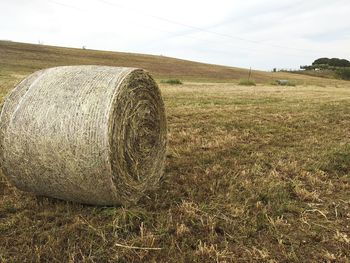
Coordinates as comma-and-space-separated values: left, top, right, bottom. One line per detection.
1, 0, 350, 70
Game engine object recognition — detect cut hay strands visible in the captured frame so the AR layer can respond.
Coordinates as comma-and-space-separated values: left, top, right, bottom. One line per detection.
114, 243, 162, 250
0, 65, 167, 206
302, 209, 329, 221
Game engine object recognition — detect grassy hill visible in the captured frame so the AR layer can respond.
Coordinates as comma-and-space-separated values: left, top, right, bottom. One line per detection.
0, 40, 346, 89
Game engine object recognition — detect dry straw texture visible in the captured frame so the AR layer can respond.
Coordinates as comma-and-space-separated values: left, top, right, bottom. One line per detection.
0, 65, 167, 206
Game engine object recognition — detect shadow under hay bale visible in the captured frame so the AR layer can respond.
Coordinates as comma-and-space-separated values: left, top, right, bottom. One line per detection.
0, 65, 167, 206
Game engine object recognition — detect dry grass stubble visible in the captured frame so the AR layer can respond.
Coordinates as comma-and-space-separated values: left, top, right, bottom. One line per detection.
0, 79, 349, 261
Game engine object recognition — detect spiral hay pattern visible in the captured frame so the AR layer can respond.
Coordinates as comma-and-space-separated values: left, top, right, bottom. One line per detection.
0, 66, 167, 205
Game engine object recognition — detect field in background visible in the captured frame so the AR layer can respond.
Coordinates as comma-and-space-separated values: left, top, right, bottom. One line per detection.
0, 42, 349, 262
1, 40, 349, 89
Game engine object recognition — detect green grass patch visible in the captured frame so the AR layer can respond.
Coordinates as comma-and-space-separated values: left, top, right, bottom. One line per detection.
238, 78, 256, 86
161, 79, 183, 85
321, 144, 350, 175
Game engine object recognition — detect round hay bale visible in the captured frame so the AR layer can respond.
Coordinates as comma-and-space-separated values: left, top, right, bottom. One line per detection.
0, 65, 167, 206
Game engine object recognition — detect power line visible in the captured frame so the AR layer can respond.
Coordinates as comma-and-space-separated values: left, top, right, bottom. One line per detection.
94, 0, 330, 54
46, 0, 328, 59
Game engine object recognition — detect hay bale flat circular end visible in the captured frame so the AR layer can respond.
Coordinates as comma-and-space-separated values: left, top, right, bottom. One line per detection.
0, 66, 167, 206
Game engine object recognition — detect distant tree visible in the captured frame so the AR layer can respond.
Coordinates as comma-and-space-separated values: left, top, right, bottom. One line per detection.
312, 57, 330, 66
299, 57, 350, 80
312, 57, 350, 68
329, 58, 340, 67
300, 65, 313, 70
336, 59, 350, 67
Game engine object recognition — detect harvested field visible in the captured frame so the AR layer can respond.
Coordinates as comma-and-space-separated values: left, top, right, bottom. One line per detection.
0, 41, 349, 262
